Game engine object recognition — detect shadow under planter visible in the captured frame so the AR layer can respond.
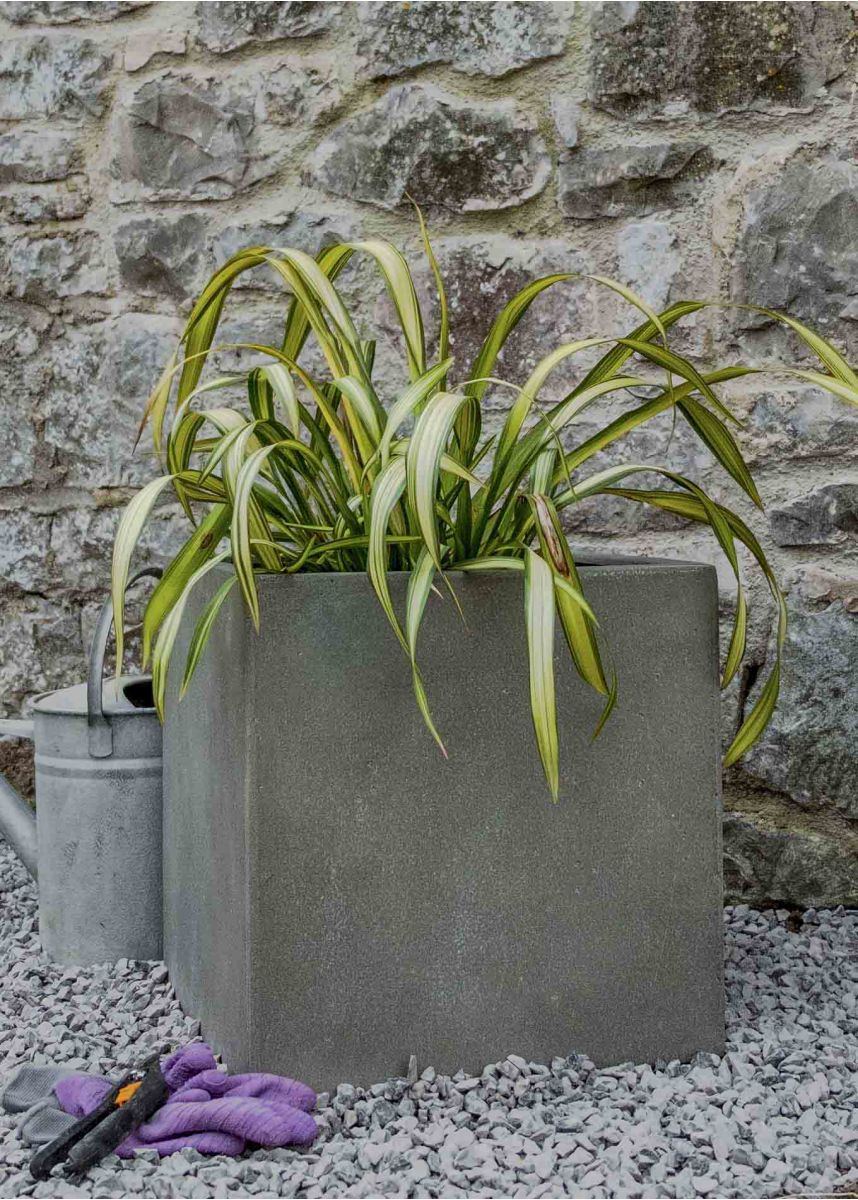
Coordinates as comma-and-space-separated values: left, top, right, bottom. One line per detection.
163, 562, 724, 1091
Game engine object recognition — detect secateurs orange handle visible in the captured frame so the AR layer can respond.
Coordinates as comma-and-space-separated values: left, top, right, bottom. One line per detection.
29, 1053, 168, 1180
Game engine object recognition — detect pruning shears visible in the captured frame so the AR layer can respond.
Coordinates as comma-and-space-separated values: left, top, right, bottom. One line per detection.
29, 1053, 170, 1180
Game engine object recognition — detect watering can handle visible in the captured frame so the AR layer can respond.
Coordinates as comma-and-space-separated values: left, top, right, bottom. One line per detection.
87, 567, 163, 759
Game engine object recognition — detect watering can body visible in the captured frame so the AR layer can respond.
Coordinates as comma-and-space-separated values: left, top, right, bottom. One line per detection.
0, 568, 164, 965
30, 673, 163, 964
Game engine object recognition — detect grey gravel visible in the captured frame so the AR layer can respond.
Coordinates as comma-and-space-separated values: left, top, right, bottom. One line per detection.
1, 837, 856, 1199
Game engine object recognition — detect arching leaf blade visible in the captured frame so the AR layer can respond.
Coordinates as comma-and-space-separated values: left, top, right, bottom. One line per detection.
180, 574, 239, 698
524, 549, 560, 802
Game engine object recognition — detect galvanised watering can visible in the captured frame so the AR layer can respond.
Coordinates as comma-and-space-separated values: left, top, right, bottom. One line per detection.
0, 567, 164, 965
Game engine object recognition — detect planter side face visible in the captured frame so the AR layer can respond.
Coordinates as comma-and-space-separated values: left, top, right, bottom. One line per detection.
163, 591, 251, 1069
164, 564, 723, 1089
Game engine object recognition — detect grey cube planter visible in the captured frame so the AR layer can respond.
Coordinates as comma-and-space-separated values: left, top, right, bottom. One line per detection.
164, 561, 723, 1090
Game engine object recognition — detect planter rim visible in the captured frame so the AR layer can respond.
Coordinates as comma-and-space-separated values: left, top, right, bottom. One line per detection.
212, 556, 715, 585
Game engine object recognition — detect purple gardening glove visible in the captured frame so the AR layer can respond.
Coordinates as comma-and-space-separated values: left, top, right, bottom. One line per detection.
54, 1045, 318, 1159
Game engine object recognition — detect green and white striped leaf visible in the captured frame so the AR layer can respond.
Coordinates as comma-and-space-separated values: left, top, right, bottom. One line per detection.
456, 556, 526, 574
406, 390, 470, 568
585, 275, 668, 342
524, 549, 559, 801
151, 551, 230, 719
414, 203, 449, 371
137, 348, 178, 459
586, 479, 783, 759
349, 240, 426, 380
142, 503, 230, 665
379, 359, 454, 467
774, 368, 858, 408
557, 367, 754, 480
617, 338, 741, 425
180, 574, 239, 697
230, 443, 285, 628
261, 363, 301, 435
405, 548, 446, 755
467, 274, 573, 403
748, 308, 858, 389
677, 395, 763, 508
111, 475, 174, 669
527, 493, 608, 697
494, 338, 610, 471
367, 457, 409, 651
330, 374, 383, 461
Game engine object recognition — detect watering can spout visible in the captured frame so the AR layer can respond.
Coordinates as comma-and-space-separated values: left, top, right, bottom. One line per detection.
0, 720, 37, 879
0, 719, 34, 738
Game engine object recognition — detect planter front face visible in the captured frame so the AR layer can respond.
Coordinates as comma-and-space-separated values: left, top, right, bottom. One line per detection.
164, 562, 723, 1089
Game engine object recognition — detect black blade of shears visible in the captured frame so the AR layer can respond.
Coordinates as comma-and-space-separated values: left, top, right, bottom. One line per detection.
66, 1058, 170, 1177
29, 1072, 136, 1181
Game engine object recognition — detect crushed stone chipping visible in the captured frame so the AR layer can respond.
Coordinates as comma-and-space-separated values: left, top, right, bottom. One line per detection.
1, 837, 856, 1199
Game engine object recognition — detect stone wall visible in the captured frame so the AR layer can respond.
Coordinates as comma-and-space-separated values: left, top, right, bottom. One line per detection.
0, 0, 856, 906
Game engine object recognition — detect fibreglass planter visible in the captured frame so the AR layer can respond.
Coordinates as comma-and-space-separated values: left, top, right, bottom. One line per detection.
163, 561, 724, 1090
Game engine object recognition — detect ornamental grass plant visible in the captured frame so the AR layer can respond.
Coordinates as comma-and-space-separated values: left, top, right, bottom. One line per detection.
113, 215, 858, 798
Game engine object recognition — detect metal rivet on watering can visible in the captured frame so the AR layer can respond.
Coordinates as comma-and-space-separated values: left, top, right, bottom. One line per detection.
2, 568, 166, 966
